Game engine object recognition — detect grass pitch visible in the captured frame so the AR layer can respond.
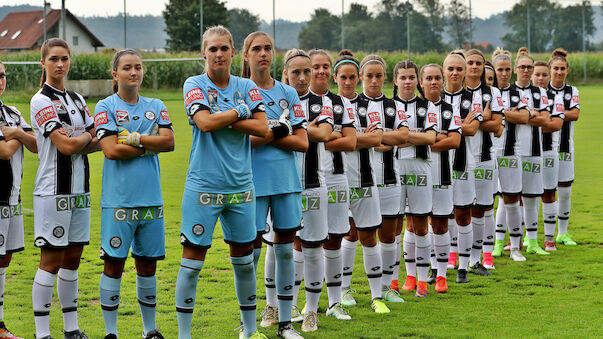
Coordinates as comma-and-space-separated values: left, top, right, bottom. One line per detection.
2, 85, 602, 338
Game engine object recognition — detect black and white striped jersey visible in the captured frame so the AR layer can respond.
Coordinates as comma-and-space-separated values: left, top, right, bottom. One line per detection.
441, 88, 477, 172
466, 83, 504, 163
545, 83, 578, 153
395, 95, 438, 161
296, 91, 335, 189
430, 99, 462, 186
345, 93, 384, 188
516, 83, 549, 157
30, 83, 94, 196
496, 83, 530, 157
0, 102, 32, 205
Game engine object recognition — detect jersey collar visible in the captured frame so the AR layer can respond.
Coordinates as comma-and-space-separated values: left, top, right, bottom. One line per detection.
361, 92, 385, 101
548, 82, 566, 92
466, 82, 483, 92
394, 94, 417, 104
442, 88, 463, 96
43, 82, 67, 97
299, 91, 312, 101
514, 82, 531, 90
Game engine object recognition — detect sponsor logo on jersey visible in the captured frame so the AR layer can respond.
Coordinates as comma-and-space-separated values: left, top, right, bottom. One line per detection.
248, 88, 262, 102
197, 190, 254, 205
473, 103, 482, 113
321, 106, 333, 117
498, 97, 504, 106
521, 96, 528, 104
35, 106, 58, 126
160, 110, 171, 122
572, 95, 579, 104
428, 112, 437, 124
542, 96, 549, 105
113, 206, 164, 221
454, 116, 462, 126
185, 88, 205, 107
116, 110, 129, 124
368, 111, 380, 123
348, 107, 355, 120
293, 105, 305, 117
52, 100, 67, 114
555, 103, 564, 113
94, 111, 108, 127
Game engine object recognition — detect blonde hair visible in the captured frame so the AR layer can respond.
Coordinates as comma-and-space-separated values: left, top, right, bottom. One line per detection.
281, 48, 310, 85
549, 48, 568, 67
240, 31, 274, 78
202, 25, 234, 51
492, 47, 512, 65
359, 54, 386, 74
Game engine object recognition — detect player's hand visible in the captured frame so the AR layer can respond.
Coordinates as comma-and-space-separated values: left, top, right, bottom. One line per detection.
117, 127, 141, 147
465, 110, 477, 123
0, 126, 21, 140
234, 103, 251, 119
272, 120, 292, 139
482, 101, 491, 121
365, 122, 379, 133
149, 123, 159, 136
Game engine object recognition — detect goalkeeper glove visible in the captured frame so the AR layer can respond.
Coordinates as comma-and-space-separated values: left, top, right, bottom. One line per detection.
117, 127, 141, 147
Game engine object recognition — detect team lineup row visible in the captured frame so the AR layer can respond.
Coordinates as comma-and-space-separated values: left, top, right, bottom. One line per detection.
0, 25, 578, 339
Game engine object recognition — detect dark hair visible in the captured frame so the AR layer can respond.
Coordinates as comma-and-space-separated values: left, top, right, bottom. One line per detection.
392, 60, 420, 98
465, 48, 487, 86
534, 60, 548, 67
549, 48, 569, 67
484, 60, 498, 88
111, 49, 142, 93
40, 38, 70, 88
240, 31, 274, 79
333, 49, 359, 76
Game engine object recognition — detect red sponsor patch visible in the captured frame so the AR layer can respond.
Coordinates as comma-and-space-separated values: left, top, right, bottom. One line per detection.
397, 109, 406, 121
35, 106, 57, 126
497, 97, 504, 107
542, 96, 549, 105
116, 110, 129, 122
185, 88, 204, 106
293, 105, 305, 118
161, 110, 171, 122
454, 116, 462, 126
84, 105, 92, 117
321, 106, 333, 117
368, 111, 380, 123
248, 89, 262, 102
555, 103, 564, 113
572, 95, 579, 104
94, 111, 108, 126
428, 112, 437, 124
473, 103, 482, 113
347, 107, 355, 120
521, 96, 528, 104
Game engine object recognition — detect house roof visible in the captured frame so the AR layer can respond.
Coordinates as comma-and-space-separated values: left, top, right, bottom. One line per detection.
0, 9, 104, 50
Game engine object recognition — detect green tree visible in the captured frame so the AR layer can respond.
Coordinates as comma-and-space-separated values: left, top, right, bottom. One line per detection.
163, 0, 229, 51
415, 0, 446, 51
447, 0, 471, 49
298, 8, 340, 50
342, 3, 375, 51
551, 1, 595, 52
228, 8, 261, 50
501, 0, 557, 53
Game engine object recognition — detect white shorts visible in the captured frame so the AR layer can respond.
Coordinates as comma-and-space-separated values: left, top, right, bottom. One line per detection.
542, 150, 559, 191
521, 156, 544, 197
349, 186, 381, 230
33, 194, 91, 249
558, 151, 574, 185
474, 160, 496, 208
296, 187, 328, 244
378, 184, 401, 217
494, 166, 501, 196
497, 155, 522, 195
0, 204, 25, 256
327, 180, 351, 236
432, 185, 454, 218
453, 168, 476, 208
399, 159, 432, 216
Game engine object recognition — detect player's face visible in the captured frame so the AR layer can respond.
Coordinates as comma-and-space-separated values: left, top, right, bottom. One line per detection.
285, 56, 312, 96
443, 56, 465, 88
334, 64, 359, 99
420, 66, 444, 100
394, 67, 417, 99
246, 35, 272, 73
494, 58, 512, 87
550, 60, 568, 86
532, 65, 550, 88
485, 68, 495, 86
311, 54, 331, 92
113, 54, 143, 90
0, 64, 5, 96
466, 55, 484, 80
203, 33, 234, 73
361, 63, 385, 98
41, 46, 70, 81
515, 57, 534, 83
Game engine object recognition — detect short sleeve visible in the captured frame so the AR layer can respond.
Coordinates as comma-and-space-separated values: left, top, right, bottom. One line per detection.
31, 95, 62, 138
94, 99, 118, 140
538, 88, 550, 111
449, 107, 462, 134
183, 77, 210, 121
12, 107, 33, 131
287, 87, 306, 129
156, 100, 173, 129
490, 87, 505, 114
570, 86, 580, 109
394, 101, 409, 129
341, 97, 356, 128
425, 102, 439, 131
244, 80, 264, 112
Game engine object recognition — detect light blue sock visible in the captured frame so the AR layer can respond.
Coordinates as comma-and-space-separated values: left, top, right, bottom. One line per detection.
176, 258, 204, 339
274, 242, 294, 324
231, 254, 257, 337
253, 247, 262, 272
99, 274, 121, 336
137, 275, 157, 335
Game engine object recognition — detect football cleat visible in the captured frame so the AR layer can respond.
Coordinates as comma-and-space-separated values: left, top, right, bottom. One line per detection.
482, 252, 495, 270
390, 279, 399, 292
248, 331, 268, 339
301, 311, 318, 332
291, 306, 303, 323
556, 233, 577, 245
426, 268, 437, 284
277, 323, 303, 339
260, 305, 278, 327
104, 335, 117, 339
434, 276, 448, 293
401, 275, 416, 291
544, 241, 557, 251
382, 288, 405, 303
447, 252, 457, 269
0, 322, 23, 339
510, 249, 527, 262
370, 299, 390, 314
341, 288, 357, 306
456, 269, 469, 283
526, 239, 550, 255
325, 303, 351, 320
415, 281, 428, 298
64, 330, 89, 339
492, 240, 505, 257
142, 329, 164, 339
469, 263, 492, 276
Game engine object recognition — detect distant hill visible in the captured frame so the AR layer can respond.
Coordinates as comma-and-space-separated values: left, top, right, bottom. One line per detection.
80, 15, 168, 50
259, 19, 304, 50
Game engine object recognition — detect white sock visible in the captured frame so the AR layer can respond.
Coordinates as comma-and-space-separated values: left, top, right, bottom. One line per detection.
392, 234, 402, 282
483, 209, 495, 253
457, 223, 473, 270
542, 201, 557, 242
448, 219, 458, 253
292, 249, 304, 307
33, 269, 56, 338
523, 197, 540, 240
506, 201, 522, 249
403, 230, 416, 278
428, 225, 437, 269
324, 249, 343, 307
433, 232, 450, 278
303, 247, 324, 313
470, 217, 485, 266
57, 268, 79, 332
341, 239, 357, 289
264, 244, 277, 307
495, 203, 507, 241
380, 242, 396, 290
0, 268, 4, 319
558, 186, 572, 235
415, 235, 431, 282
362, 245, 382, 300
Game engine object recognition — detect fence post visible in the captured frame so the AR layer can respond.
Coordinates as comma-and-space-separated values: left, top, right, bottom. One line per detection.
153, 65, 158, 94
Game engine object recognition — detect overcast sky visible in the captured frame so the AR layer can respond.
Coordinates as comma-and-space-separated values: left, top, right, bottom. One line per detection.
10, 0, 586, 21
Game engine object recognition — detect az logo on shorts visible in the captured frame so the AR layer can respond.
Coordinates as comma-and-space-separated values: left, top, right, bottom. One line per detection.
349, 187, 373, 200
498, 157, 518, 168
113, 206, 164, 221
452, 171, 469, 180
400, 175, 427, 186
559, 152, 572, 161
522, 162, 540, 173
301, 196, 320, 211
56, 194, 91, 211
544, 158, 555, 168
474, 169, 494, 180
327, 190, 348, 204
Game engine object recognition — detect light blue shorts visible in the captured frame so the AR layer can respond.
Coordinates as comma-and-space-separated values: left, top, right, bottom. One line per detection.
256, 193, 302, 234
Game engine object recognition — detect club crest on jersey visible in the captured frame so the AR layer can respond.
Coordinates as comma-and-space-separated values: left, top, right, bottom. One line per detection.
161, 110, 171, 122
564, 93, 571, 101
95, 111, 108, 127
310, 104, 321, 114
357, 107, 367, 116
385, 107, 395, 117
461, 99, 471, 110
35, 106, 58, 126
248, 88, 262, 102
333, 105, 344, 114
483, 93, 492, 102
511, 95, 520, 103
192, 224, 205, 236
278, 99, 289, 110
52, 100, 67, 114
185, 88, 204, 106
110, 236, 122, 249
368, 111, 380, 123
347, 107, 355, 119
473, 103, 482, 113
428, 112, 437, 123
533, 92, 541, 100
144, 111, 156, 121
417, 107, 427, 117
442, 110, 452, 119
116, 110, 129, 125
